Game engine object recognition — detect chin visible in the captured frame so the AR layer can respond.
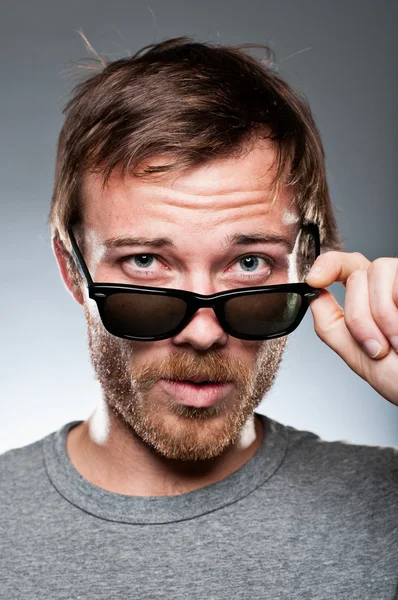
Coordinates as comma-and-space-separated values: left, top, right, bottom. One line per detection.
126, 390, 254, 462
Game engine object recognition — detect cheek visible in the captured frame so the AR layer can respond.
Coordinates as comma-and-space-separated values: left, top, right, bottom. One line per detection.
231, 339, 264, 367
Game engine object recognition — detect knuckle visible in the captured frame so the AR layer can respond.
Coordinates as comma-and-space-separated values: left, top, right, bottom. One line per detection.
350, 251, 368, 265
369, 257, 386, 269
346, 269, 365, 285
372, 304, 394, 325
345, 313, 367, 330
351, 251, 370, 269
315, 306, 345, 337
317, 250, 337, 265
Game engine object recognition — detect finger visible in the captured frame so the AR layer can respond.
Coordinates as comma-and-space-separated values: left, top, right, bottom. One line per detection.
308, 288, 368, 374
344, 267, 390, 359
367, 258, 398, 353
305, 251, 371, 289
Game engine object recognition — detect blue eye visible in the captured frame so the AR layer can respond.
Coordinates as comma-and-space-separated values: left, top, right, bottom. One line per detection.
239, 256, 261, 272
132, 255, 154, 268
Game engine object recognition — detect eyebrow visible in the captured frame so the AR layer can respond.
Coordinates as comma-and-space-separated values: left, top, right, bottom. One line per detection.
103, 231, 293, 253
225, 232, 293, 253
104, 236, 175, 249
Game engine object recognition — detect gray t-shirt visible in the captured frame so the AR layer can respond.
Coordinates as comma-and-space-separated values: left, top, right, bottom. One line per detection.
0, 414, 397, 599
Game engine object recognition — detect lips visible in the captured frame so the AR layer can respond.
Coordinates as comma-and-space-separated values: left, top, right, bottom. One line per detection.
170, 376, 222, 384
159, 378, 234, 408
170, 378, 216, 385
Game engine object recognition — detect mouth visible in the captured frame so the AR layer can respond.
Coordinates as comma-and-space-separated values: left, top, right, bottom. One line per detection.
169, 378, 220, 385
167, 375, 231, 384
160, 378, 234, 408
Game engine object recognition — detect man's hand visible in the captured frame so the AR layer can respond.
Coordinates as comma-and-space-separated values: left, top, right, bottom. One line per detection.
305, 252, 398, 406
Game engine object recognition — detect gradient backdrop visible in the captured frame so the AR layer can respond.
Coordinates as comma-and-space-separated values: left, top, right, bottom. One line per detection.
1, 0, 397, 453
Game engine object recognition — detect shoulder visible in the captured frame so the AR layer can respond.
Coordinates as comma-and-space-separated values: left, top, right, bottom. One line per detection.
0, 436, 47, 490
0, 428, 61, 511
283, 421, 398, 503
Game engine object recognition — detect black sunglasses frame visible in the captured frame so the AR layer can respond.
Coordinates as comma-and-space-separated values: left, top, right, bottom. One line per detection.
68, 221, 322, 342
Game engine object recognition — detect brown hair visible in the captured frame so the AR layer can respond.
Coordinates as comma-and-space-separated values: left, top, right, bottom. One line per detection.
49, 35, 344, 281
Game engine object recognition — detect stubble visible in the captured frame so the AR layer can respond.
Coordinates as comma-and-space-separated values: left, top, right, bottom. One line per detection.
85, 305, 287, 461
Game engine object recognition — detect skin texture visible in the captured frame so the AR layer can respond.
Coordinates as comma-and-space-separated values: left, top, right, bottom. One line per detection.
54, 138, 304, 496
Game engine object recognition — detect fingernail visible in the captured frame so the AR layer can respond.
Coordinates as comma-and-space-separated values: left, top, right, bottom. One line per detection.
390, 336, 398, 353
362, 339, 382, 358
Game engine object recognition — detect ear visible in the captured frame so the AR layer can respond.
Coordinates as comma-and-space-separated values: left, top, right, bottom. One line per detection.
52, 234, 84, 306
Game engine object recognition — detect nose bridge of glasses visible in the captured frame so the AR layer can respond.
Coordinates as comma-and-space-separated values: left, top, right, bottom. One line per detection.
180, 292, 231, 332
187, 293, 220, 319
188, 288, 270, 317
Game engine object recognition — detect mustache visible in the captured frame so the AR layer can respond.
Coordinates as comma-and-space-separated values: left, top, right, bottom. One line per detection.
133, 349, 252, 390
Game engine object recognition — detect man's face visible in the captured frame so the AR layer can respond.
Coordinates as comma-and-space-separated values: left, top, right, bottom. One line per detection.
79, 138, 301, 461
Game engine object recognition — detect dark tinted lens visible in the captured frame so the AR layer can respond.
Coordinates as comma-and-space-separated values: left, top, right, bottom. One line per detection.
102, 293, 187, 337
224, 292, 302, 336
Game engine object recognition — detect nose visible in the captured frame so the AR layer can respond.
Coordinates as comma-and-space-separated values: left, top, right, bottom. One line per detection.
171, 305, 229, 351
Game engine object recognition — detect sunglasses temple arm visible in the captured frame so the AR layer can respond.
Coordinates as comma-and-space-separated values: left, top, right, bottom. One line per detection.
68, 228, 94, 287
302, 220, 321, 259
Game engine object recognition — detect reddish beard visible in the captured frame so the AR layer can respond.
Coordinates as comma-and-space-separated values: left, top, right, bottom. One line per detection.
84, 304, 287, 461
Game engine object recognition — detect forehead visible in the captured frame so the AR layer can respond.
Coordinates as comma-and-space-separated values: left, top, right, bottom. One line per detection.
81, 139, 300, 239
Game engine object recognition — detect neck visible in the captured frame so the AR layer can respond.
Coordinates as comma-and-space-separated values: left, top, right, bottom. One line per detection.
66, 406, 265, 497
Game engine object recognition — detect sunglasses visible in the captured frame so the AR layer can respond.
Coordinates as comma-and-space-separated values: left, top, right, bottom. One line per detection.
68, 221, 322, 342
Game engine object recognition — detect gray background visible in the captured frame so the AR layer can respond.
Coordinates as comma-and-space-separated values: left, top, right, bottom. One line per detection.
1, 0, 397, 453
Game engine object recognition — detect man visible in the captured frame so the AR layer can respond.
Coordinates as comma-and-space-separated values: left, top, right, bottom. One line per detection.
1, 36, 397, 599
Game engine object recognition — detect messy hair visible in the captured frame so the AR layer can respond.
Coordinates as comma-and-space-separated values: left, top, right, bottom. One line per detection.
49, 35, 343, 281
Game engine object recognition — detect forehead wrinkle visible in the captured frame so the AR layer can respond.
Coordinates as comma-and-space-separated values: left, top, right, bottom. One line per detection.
83, 170, 294, 224
143, 190, 277, 213
82, 171, 299, 251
